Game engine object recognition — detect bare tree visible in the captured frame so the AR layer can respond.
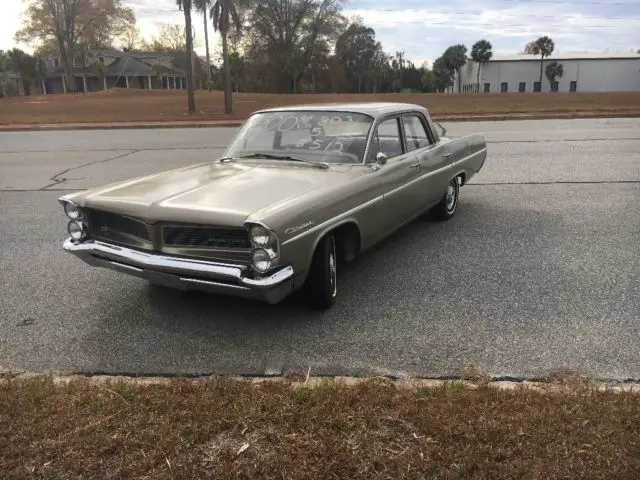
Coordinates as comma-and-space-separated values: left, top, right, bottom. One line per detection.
15, 0, 135, 92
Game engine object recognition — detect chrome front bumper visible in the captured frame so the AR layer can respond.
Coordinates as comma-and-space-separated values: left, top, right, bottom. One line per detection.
62, 238, 295, 304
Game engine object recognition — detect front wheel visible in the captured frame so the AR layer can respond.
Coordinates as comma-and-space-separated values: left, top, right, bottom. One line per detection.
430, 177, 460, 221
303, 233, 338, 309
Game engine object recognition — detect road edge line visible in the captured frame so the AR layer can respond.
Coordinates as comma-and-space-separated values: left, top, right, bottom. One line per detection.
1, 112, 639, 132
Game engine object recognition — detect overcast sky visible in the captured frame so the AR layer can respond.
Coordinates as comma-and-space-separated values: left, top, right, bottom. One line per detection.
2, 0, 639, 67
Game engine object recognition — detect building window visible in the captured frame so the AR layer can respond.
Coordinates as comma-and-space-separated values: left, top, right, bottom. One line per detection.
519, 82, 526, 92
569, 81, 577, 92
533, 82, 541, 92
73, 55, 84, 67
550, 81, 559, 92
500, 82, 508, 92
52, 57, 60, 68
483, 82, 490, 93
98, 55, 104, 64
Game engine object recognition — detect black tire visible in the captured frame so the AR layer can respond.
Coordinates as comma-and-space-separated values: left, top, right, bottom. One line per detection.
303, 233, 338, 309
431, 176, 460, 221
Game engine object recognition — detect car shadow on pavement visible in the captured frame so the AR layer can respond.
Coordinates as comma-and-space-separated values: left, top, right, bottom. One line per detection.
71, 195, 574, 375
87, 194, 563, 325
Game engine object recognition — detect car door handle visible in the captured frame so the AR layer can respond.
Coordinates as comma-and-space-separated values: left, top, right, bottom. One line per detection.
409, 163, 421, 169
441, 153, 452, 158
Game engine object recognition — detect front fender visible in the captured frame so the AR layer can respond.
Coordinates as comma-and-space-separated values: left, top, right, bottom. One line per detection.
279, 217, 362, 289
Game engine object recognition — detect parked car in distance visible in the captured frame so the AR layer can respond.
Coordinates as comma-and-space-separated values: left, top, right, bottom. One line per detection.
58, 102, 487, 309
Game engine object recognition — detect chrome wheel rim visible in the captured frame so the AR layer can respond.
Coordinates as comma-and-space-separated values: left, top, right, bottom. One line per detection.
446, 181, 457, 213
329, 236, 337, 298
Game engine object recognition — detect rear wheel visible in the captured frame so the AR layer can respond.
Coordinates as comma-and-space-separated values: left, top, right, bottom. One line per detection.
303, 233, 337, 309
431, 177, 460, 221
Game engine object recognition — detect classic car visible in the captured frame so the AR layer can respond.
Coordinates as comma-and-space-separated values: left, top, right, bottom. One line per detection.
58, 102, 487, 309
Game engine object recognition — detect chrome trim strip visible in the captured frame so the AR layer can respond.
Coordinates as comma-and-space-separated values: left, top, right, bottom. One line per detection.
62, 238, 294, 290
282, 195, 383, 246
57, 194, 78, 206
384, 148, 486, 198
242, 265, 295, 287
108, 260, 143, 272
282, 147, 486, 246
67, 239, 244, 277
180, 278, 250, 291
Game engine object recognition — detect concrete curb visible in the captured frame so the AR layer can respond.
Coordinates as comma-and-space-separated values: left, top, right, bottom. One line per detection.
1, 112, 639, 132
2, 372, 639, 393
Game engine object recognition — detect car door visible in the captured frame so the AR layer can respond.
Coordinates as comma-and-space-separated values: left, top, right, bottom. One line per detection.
367, 115, 427, 234
401, 112, 453, 207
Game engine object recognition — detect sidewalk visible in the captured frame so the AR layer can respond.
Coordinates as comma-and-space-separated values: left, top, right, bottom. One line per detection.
1, 111, 638, 132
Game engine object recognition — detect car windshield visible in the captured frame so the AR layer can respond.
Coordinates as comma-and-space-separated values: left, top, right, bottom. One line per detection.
223, 110, 375, 164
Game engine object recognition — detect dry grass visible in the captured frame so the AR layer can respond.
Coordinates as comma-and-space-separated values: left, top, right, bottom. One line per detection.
1, 89, 640, 125
1, 375, 639, 479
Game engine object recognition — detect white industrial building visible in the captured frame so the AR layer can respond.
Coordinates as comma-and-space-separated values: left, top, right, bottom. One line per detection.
454, 52, 640, 93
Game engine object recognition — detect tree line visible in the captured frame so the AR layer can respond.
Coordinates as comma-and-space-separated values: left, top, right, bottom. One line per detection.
3, 0, 559, 112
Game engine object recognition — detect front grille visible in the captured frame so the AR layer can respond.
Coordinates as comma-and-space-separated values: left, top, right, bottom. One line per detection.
86, 209, 150, 241
162, 226, 250, 249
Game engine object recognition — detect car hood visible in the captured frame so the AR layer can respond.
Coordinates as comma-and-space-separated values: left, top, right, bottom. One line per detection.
70, 161, 358, 227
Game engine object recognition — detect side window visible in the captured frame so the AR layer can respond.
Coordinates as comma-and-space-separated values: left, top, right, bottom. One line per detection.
402, 115, 432, 151
368, 117, 403, 162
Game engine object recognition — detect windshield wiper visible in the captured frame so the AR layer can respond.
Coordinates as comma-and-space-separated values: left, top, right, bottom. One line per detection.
227, 153, 329, 169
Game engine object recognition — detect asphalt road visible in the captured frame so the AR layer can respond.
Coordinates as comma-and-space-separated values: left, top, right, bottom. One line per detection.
0, 118, 638, 380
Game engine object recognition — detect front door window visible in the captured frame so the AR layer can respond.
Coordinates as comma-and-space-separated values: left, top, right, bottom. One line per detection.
367, 117, 404, 162
402, 115, 432, 151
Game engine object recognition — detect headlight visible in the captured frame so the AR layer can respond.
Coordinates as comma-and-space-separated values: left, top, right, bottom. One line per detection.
249, 225, 273, 247
64, 202, 81, 220
68, 220, 88, 241
251, 248, 274, 273
247, 222, 280, 274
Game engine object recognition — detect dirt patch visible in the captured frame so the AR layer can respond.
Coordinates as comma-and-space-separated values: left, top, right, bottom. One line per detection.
1, 89, 639, 125
1, 374, 638, 478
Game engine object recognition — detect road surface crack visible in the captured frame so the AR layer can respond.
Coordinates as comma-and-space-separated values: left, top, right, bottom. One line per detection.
40, 150, 139, 190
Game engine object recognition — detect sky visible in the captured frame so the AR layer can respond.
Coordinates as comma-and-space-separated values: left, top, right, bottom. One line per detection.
2, 0, 639, 67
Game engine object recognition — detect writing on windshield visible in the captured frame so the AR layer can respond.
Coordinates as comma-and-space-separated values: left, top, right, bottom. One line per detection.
224, 111, 374, 164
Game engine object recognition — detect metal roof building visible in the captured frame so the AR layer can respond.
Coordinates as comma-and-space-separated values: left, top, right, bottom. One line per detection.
454, 51, 640, 93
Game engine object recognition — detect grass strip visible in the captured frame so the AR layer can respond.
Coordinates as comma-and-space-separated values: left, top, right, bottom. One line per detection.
1, 375, 639, 479
1, 90, 639, 125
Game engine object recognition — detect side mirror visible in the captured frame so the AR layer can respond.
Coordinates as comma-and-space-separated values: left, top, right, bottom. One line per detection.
376, 152, 388, 165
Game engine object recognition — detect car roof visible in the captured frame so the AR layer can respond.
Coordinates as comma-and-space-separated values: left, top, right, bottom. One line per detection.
252, 102, 429, 118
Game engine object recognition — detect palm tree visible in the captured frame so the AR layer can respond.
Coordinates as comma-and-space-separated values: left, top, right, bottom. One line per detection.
531, 36, 554, 91
544, 61, 564, 92
442, 44, 467, 93
176, 0, 196, 113
194, 0, 213, 90
211, 0, 242, 114
470, 39, 492, 93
